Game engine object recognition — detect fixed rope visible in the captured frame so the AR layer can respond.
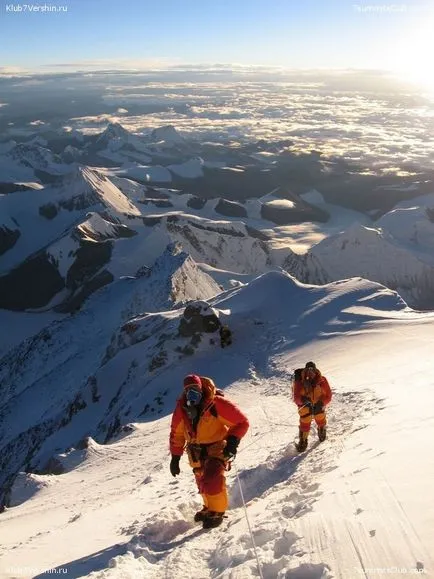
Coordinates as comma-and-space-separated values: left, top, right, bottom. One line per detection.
233, 461, 264, 579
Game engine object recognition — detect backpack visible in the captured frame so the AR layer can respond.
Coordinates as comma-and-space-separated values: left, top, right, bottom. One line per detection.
199, 376, 224, 418
291, 368, 303, 402
209, 392, 225, 418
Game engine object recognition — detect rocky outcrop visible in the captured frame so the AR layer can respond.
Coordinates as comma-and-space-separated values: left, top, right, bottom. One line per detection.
140, 199, 173, 208
0, 226, 20, 256
215, 199, 248, 218
0, 234, 113, 311
0, 182, 41, 194
261, 199, 329, 225
55, 269, 114, 313
187, 196, 207, 210
0, 252, 65, 310
143, 215, 164, 227
282, 252, 330, 286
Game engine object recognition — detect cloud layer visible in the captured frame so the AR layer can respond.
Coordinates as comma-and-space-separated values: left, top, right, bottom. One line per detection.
2, 68, 434, 175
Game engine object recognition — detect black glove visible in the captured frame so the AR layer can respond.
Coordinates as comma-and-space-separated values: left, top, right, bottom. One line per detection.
170, 455, 181, 477
312, 401, 324, 414
223, 435, 240, 459
300, 396, 312, 407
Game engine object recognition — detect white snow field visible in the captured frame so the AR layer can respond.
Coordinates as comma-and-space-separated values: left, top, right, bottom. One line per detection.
0, 272, 433, 579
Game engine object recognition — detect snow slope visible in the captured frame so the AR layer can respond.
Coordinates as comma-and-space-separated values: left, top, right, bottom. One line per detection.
1, 272, 433, 579
376, 192, 434, 264
0, 310, 61, 358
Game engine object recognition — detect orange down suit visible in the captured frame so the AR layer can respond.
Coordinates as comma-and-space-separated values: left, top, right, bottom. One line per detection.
293, 369, 332, 433
169, 378, 249, 512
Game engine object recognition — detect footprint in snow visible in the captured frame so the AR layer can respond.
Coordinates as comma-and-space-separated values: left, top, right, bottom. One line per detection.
273, 531, 300, 558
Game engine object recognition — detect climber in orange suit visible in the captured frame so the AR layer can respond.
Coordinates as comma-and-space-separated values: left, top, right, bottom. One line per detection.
169, 374, 249, 528
293, 361, 332, 451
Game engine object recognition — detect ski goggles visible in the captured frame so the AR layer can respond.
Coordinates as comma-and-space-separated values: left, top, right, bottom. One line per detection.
185, 387, 202, 406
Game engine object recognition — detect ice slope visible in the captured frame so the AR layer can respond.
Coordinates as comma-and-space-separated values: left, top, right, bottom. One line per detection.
2, 272, 433, 578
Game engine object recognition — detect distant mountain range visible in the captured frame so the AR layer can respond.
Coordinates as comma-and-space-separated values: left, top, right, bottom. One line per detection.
1, 123, 434, 313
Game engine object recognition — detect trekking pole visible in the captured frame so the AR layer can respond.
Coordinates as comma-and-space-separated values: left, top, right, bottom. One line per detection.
233, 462, 264, 579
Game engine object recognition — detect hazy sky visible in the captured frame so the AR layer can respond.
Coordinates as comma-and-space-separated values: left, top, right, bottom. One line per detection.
1, 0, 433, 82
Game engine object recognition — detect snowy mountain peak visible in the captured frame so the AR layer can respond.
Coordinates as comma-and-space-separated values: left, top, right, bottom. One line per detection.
150, 125, 184, 144
75, 212, 136, 243
96, 122, 131, 142
94, 122, 152, 156
55, 165, 141, 217
168, 157, 204, 178
318, 223, 382, 251
51, 165, 108, 203
145, 241, 221, 304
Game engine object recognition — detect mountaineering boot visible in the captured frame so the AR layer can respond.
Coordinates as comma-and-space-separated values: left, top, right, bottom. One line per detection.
194, 506, 209, 522
296, 430, 308, 453
318, 426, 327, 442
202, 511, 225, 529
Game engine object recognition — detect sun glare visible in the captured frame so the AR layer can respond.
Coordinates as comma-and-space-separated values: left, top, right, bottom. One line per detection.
390, 12, 434, 94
